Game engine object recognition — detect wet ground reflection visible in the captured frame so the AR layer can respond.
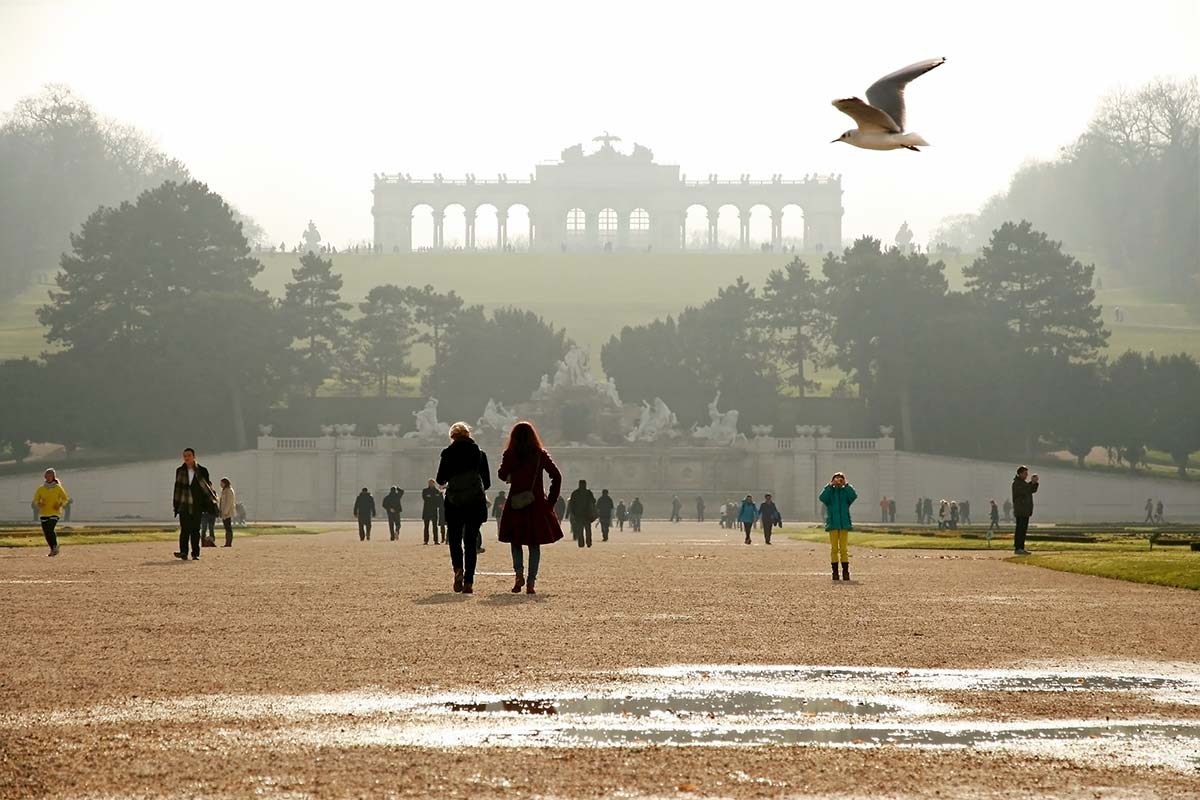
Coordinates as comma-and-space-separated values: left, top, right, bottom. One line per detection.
445, 692, 897, 718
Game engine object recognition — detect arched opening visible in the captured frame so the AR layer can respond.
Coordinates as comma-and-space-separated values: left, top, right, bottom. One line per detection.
781, 203, 804, 252
410, 203, 434, 251
505, 203, 531, 251
565, 207, 587, 245
748, 204, 773, 251
628, 208, 650, 248
598, 208, 619, 246
684, 204, 710, 249
716, 204, 742, 250
473, 203, 498, 250
442, 203, 467, 249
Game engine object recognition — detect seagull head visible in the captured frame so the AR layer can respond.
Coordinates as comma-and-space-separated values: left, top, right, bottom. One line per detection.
832, 131, 855, 144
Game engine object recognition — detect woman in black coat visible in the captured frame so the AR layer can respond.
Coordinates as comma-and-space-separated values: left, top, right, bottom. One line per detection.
435, 421, 491, 594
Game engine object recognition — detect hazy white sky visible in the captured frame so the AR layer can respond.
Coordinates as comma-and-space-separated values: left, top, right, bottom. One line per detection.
1, 0, 1197, 248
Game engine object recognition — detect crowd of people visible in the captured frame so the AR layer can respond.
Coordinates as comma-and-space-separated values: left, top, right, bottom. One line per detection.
30, 429, 1053, 581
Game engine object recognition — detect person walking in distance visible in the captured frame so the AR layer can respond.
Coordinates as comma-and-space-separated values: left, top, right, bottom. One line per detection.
492, 491, 506, 533
554, 495, 566, 523
819, 472, 858, 581
1011, 466, 1039, 556
566, 479, 598, 548
596, 489, 614, 542
960, 499, 971, 526
173, 448, 218, 561
888, 497, 897, 523
880, 495, 889, 523
218, 477, 236, 547
737, 494, 758, 544
33, 468, 69, 557
1143, 498, 1154, 523
1155, 500, 1165, 524
497, 420, 563, 594
382, 486, 404, 541
436, 422, 491, 594
629, 497, 644, 532
915, 498, 924, 525
759, 493, 782, 545
923, 497, 934, 526
353, 488, 376, 541
616, 499, 628, 531
670, 495, 683, 523
421, 479, 441, 545
987, 498, 1000, 545
1002, 497, 1012, 523
695, 495, 705, 522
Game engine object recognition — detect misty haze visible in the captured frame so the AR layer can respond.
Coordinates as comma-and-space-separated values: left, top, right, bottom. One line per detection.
1, 2, 1198, 798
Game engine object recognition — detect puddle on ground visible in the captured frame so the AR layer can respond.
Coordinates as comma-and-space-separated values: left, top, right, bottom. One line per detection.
444, 692, 897, 718
9, 665, 1200, 772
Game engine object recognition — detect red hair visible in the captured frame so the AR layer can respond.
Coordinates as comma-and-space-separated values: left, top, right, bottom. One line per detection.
505, 420, 544, 461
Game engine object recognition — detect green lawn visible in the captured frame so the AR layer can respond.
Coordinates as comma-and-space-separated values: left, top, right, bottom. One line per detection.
1017, 551, 1200, 590
0, 524, 321, 548
788, 528, 1200, 589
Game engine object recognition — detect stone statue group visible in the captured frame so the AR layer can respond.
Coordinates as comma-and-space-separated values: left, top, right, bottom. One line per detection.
402, 347, 746, 446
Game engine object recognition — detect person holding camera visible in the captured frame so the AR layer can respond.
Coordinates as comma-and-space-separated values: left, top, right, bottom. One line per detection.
819, 472, 858, 581
1011, 466, 1039, 555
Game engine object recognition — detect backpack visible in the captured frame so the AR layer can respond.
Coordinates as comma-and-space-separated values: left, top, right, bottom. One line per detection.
445, 454, 485, 506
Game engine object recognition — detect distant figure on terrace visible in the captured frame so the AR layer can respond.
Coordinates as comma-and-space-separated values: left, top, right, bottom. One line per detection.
695, 495, 705, 522
616, 499, 628, 531
1144, 498, 1154, 523
629, 497, 644, 532
670, 495, 682, 523
497, 420, 563, 595
888, 497, 897, 523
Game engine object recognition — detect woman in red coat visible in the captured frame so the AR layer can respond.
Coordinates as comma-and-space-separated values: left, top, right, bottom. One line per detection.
497, 421, 563, 595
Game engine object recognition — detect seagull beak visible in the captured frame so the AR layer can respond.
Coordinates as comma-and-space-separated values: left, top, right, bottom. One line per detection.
830, 138, 840, 144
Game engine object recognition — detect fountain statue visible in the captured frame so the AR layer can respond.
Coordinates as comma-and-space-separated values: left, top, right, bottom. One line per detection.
477, 398, 518, 435
404, 398, 441, 440
691, 391, 743, 445
625, 398, 679, 442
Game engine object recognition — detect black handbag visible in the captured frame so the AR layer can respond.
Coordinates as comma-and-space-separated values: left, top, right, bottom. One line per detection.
509, 452, 541, 510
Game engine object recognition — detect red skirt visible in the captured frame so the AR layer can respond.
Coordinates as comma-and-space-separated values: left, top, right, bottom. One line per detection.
497, 497, 563, 546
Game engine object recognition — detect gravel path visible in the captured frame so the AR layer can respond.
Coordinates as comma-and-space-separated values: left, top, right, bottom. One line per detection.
2, 522, 1198, 798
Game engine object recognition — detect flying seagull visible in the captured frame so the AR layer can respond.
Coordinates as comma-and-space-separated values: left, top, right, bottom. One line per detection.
831, 57, 946, 151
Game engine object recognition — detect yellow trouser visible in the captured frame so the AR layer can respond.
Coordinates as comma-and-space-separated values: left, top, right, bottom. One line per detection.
828, 529, 849, 562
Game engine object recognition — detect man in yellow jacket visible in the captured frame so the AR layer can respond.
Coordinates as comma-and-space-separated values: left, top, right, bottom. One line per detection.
33, 468, 70, 557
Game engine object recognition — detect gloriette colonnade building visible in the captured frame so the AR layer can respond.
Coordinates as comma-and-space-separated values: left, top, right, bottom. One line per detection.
372, 134, 843, 253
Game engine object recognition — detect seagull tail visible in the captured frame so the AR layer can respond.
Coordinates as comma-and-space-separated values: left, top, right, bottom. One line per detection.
903, 132, 931, 147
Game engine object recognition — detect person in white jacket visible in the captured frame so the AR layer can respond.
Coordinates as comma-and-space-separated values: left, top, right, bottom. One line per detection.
218, 478, 237, 547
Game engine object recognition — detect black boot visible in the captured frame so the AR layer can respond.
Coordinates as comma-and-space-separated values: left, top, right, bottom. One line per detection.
841, 562, 850, 581
831, 563, 840, 581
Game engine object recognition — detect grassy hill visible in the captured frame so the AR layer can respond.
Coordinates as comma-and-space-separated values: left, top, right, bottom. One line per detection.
3, 251, 1198, 394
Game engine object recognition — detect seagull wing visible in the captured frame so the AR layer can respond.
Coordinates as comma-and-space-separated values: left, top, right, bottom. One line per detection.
832, 97, 900, 133
865, 57, 945, 131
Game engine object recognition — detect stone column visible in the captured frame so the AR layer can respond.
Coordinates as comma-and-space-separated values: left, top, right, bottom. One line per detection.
739, 208, 749, 250
497, 208, 508, 250
617, 209, 630, 250
707, 210, 718, 250
465, 208, 476, 250
585, 209, 599, 249
432, 209, 445, 250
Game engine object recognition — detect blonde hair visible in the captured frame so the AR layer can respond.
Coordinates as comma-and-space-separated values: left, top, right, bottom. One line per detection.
448, 421, 472, 440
